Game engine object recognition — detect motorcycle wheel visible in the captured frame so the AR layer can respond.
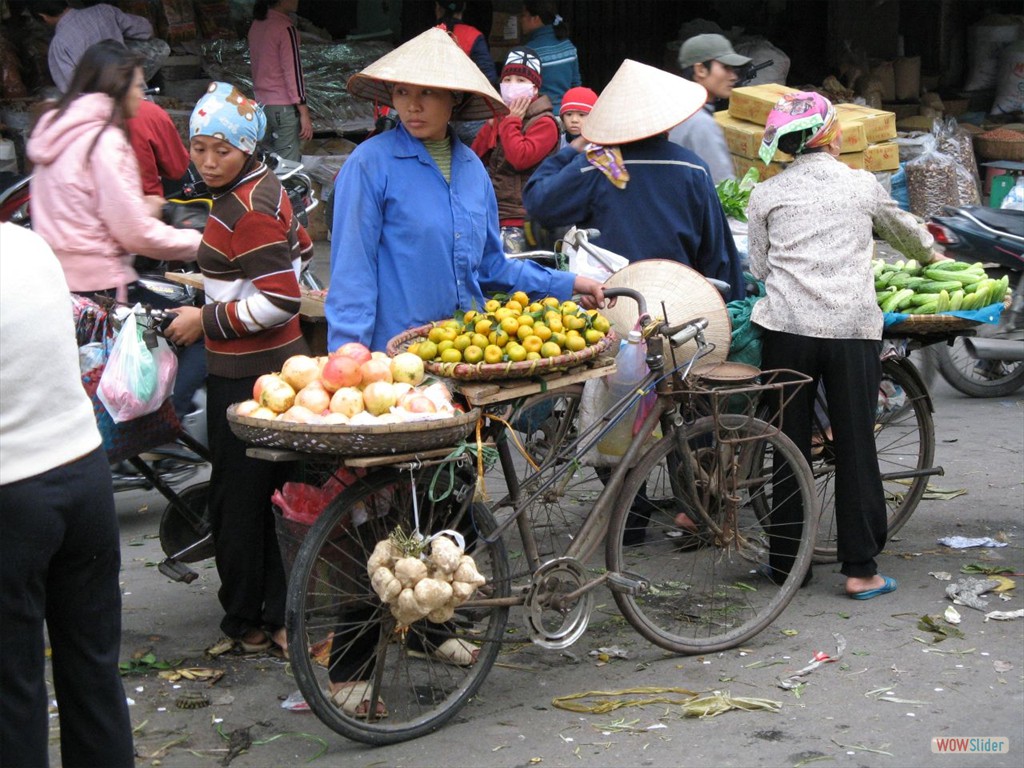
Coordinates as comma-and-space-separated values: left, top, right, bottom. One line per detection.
934, 324, 1024, 398
159, 481, 215, 562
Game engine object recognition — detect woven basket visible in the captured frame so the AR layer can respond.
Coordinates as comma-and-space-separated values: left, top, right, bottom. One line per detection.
974, 135, 1024, 162
386, 324, 617, 381
226, 405, 481, 456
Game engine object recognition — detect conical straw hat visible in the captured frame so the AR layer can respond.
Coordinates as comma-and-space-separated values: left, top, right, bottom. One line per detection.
602, 259, 731, 364
347, 28, 507, 121
582, 59, 707, 145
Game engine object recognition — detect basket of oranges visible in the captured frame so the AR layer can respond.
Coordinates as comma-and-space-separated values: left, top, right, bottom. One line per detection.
386, 292, 617, 381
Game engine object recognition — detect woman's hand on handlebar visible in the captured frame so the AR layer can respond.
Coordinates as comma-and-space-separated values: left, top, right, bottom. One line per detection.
164, 306, 204, 346
572, 274, 616, 310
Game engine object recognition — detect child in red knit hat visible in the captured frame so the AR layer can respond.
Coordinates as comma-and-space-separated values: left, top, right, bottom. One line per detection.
558, 86, 597, 147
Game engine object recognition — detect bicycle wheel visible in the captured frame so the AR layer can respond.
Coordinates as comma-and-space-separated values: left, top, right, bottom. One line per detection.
286, 468, 509, 745
492, 385, 603, 577
606, 416, 816, 655
810, 358, 935, 562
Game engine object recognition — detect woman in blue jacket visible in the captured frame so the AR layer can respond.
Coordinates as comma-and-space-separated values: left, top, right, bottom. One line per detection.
326, 27, 605, 353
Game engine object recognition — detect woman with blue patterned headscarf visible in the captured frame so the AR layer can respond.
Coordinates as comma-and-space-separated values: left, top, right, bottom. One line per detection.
170, 80, 314, 656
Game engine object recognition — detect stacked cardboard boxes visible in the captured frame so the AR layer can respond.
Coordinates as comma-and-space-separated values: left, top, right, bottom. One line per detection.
719, 84, 900, 179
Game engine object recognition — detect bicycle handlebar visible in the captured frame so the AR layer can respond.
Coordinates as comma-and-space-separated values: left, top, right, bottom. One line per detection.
601, 287, 709, 346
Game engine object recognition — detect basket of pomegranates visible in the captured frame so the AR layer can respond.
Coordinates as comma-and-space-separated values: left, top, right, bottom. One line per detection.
386, 293, 616, 381
226, 344, 480, 456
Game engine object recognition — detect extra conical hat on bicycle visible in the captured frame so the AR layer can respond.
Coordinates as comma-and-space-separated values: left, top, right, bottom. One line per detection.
346, 27, 507, 122
602, 260, 731, 364
581, 59, 706, 145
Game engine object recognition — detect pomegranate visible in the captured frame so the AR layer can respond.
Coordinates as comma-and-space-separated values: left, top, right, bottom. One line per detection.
281, 355, 321, 391
250, 406, 279, 420
253, 373, 276, 401
323, 412, 350, 425
362, 380, 398, 416
359, 358, 393, 386
332, 342, 371, 365
258, 375, 296, 413
320, 354, 362, 392
403, 394, 438, 414
235, 399, 262, 417
329, 387, 365, 418
390, 352, 425, 386
279, 405, 322, 424
294, 381, 331, 414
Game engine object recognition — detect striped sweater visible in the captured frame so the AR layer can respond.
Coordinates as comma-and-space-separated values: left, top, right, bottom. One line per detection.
198, 163, 313, 378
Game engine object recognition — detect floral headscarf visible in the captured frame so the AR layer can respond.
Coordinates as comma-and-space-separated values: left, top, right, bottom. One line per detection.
189, 81, 267, 155
759, 91, 841, 165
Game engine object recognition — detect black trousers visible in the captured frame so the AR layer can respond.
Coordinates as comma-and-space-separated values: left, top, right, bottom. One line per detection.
762, 331, 888, 579
206, 375, 298, 638
0, 447, 135, 768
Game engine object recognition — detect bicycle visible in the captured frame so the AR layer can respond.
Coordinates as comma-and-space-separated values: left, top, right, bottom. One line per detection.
276, 288, 818, 745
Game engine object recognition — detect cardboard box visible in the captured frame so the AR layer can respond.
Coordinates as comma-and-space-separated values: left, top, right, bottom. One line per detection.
727, 83, 800, 125
837, 141, 900, 172
714, 111, 868, 157
731, 154, 787, 181
834, 103, 898, 143
490, 11, 519, 43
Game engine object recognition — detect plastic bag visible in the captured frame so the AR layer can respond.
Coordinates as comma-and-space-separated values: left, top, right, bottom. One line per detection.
559, 226, 629, 281
904, 135, 959, 219
725, 274, 765, 368
97, 313, 177, 423
933, 117, 981, 206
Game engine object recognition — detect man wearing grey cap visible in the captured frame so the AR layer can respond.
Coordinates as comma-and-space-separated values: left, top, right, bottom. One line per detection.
669, 33, 751, 184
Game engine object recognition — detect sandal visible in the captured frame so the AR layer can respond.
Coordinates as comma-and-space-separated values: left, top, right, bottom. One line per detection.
237, 630, 272, 654
409, 637, 480, 666
330, 682, 387, 719
270, 627, 289, 660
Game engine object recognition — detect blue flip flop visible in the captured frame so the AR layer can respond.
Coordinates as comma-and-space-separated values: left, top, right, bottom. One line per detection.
849, 575, 897, 600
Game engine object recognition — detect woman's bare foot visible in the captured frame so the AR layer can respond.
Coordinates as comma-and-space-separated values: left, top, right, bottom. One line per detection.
674, 512, 698, 532
845, 575, 886, 595
271, 626, 288, 658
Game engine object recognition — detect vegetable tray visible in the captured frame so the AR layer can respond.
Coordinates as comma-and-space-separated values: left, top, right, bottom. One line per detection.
226, 404, 481, 456
386, 324, 617, 381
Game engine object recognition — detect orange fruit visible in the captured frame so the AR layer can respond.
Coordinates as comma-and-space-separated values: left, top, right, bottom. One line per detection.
541, 341, 562, 358
533, 323, 552, 341
542, 296, 559, 308
488, 329, 510, 347
462, 310, 478, 324
437, 339, 455, 354
565, 334, 586, 352
517, 314, 535, 327
475, 318, 493, 335
584, 329, 605, 345
453, 333, 472, 351
550, 332, 567, 349
463, 345, 484, 364
416, 340, 438, 361
527, 302, 544, 313
471, 332, 490, 349
440, 347, 462, 363
511, 291, 530, 307
560, 300, 579, 314
500, 316, 519, 336
427, 326, 446, 344
526, 351, 542, 361
504, 299, 523, 313
484, 299, 502, 313
484, 344, 504, 364
522, 336, 543, 354
592, 315, 611, 333
505, 342, 527, 362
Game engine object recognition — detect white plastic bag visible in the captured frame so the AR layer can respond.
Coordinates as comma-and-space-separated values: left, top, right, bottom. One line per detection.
97, 313, 177, 423
559, 226, 629, 281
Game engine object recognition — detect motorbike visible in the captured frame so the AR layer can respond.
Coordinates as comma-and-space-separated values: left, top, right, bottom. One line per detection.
925, 205, 1024, 397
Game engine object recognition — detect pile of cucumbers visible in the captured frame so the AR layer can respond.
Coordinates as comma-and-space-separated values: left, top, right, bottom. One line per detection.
874, 259, 1010, 315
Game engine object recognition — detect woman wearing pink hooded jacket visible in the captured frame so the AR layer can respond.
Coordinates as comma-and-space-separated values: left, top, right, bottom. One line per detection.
28, 41, 200, 312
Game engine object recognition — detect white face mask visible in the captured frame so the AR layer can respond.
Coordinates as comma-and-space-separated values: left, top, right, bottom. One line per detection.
500, 82, 535, 105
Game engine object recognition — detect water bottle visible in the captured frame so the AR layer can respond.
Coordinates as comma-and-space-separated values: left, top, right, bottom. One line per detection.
596, 330, 648, 457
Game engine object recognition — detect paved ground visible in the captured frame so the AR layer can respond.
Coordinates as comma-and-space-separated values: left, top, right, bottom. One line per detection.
42, 340, 1023, 768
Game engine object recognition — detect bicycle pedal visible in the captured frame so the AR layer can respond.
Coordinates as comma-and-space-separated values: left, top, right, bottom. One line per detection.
158, 558, 198, 583
606, 571, 649, 596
